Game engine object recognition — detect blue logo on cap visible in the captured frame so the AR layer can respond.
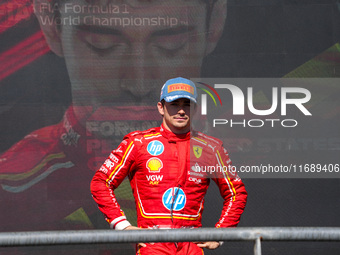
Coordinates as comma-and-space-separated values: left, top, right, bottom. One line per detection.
147, 141, 164, 156
162, 187, 186, 211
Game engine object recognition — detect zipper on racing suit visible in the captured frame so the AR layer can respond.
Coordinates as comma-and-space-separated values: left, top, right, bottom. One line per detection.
170, 184, 181, 248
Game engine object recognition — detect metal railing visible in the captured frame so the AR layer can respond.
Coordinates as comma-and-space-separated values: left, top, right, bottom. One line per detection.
1, 227, 340, 255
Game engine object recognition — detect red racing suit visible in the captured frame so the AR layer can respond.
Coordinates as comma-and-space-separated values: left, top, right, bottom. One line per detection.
0, 105, 159, 233
91, 124, 247, 232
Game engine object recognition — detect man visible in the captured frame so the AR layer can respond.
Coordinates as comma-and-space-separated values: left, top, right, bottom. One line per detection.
33, 0, 227, 118
91, 77, 248, 254
0, 0, 228, 233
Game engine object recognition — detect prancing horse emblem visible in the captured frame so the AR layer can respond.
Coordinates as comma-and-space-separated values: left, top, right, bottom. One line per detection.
193, 146, 202, 159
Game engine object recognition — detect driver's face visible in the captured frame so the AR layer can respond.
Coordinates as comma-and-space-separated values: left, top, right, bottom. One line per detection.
57, 0, 209, 106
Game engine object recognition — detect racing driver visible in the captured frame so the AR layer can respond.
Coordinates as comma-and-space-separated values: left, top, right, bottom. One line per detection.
90, 77, 248, 254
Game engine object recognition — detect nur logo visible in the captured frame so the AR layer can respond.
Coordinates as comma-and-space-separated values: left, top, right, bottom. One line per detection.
197, 82, 312, 116
197, 82, 223, 115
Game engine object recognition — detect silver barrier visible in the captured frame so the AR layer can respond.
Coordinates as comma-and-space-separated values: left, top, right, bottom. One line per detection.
0, 227, 340, 255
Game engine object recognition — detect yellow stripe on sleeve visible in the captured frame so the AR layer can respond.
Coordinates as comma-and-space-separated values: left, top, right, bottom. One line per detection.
216, 150, 236, 201
106, 141, 134, 185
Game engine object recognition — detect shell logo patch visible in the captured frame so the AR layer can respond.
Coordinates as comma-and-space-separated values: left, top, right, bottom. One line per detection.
146, 157, 163, 173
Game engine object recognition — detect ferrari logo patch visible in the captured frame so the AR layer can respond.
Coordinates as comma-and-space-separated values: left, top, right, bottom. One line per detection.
193, 146, 202, 159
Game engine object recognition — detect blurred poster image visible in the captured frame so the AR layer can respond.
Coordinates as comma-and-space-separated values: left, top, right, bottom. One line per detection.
0, 0, 226, 233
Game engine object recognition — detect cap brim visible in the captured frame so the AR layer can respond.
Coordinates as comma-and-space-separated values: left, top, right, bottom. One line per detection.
164, 95, 197, 103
